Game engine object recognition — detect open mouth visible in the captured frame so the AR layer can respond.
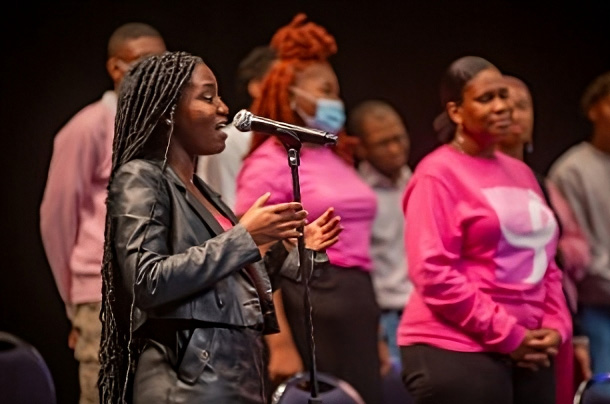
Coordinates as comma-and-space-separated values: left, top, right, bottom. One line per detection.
215, 121, 228, 130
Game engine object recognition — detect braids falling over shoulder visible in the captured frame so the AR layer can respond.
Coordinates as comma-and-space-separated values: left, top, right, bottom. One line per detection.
99, 51, 201, 404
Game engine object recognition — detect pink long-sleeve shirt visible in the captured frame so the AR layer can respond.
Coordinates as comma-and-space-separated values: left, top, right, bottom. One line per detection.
398, 145, 572, 354
545, 179, 591, 313
235, 139, 377, 271
40, 91, 115, 310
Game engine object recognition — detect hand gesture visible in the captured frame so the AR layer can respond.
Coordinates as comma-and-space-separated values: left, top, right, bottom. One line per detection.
239, 193, 307, 246
304, 207, 342, 251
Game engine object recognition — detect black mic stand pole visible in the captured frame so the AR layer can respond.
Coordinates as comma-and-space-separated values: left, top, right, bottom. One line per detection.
279, 129, 322, 404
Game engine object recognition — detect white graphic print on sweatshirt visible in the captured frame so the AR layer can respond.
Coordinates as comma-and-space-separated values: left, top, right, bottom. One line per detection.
482, 187, 557, 285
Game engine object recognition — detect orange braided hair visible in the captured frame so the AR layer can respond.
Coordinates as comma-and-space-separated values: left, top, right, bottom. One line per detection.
249, 13, 358, 164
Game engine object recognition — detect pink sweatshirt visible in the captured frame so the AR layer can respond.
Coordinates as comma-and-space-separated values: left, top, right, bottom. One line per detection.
398, 145, 572, 354
235, 139, 377, 270
545, 179, 591, 313
40, 91, 115, 311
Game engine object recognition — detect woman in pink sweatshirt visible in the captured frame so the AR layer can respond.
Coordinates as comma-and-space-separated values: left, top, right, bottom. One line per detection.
398, 56, 572, 404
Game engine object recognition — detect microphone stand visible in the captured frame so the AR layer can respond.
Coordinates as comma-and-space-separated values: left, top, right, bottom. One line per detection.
278, 129, 322, 404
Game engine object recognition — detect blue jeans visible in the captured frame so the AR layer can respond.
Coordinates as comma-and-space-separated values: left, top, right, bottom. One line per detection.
579, 305, 610, 374
380, 310, 402, 368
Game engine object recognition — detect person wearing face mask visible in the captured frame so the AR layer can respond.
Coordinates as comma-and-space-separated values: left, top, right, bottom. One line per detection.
399, 56, 571, 404
289, 86, 347, 134
40, 22, 166, 404
235, 14, 382, 404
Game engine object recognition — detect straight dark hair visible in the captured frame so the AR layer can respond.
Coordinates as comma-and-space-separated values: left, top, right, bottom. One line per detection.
434, 56, 497, 143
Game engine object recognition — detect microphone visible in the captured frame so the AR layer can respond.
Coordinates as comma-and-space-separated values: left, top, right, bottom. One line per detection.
232, 109, 338, 147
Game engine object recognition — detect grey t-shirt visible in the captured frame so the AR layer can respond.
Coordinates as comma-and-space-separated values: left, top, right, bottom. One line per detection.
359, 161, 413, 310
549, 141, 610, 305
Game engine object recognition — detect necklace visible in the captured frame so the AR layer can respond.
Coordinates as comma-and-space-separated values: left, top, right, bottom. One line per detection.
451, 134, 497, 159
451, 135, 468, 154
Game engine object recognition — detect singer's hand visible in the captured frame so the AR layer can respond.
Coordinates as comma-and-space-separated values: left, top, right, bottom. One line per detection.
304, 207, 342, 251
240, 193, 307, 246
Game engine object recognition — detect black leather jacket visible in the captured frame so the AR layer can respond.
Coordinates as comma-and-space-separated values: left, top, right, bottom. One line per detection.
108, 159, 301, 336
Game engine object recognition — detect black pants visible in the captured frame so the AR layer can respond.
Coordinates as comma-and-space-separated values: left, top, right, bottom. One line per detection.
401, 344, 556, 404
280, 265, 382, 404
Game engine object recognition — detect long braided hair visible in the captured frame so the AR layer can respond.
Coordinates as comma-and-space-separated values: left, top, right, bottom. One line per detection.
249, 13, 357, 163
98, 51, 201, 404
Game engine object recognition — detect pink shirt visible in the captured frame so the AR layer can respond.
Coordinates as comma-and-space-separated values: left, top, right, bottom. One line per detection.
398, 145, 572, 353
235, 139, 377, 270
40, 91, 116, 310
546, 179, 591, 313
213, 211, 233, 232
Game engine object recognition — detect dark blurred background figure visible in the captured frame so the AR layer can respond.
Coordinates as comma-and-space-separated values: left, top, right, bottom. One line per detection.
549, 71, 610, 379
349, 100, 415, 403
349, 100, 413, 370
39, 22, 166, 404
497, 75, 593, 404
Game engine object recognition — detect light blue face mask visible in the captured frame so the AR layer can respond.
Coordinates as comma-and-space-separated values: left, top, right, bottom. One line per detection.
292, 89, 346, 134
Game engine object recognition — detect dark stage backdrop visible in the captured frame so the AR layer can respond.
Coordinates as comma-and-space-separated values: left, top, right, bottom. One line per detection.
1, 1, 608, 402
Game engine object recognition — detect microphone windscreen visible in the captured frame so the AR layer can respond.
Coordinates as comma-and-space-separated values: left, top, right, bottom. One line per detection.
233, 109, 252, 132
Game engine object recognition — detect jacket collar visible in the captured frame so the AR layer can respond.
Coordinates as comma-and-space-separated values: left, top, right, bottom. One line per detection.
164, 165, 237, 235
193, 175, 239, 222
